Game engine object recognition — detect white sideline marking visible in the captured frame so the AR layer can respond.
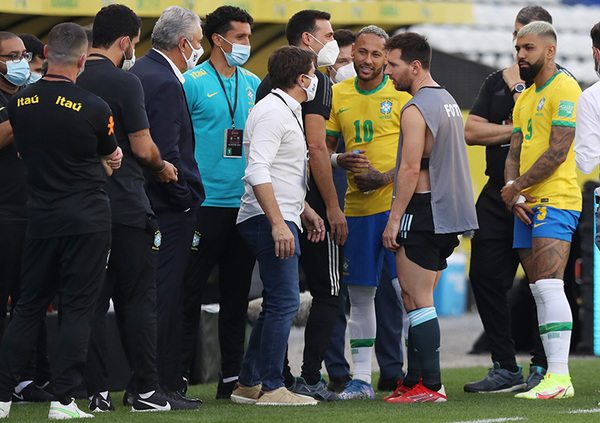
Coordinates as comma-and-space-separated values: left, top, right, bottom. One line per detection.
450, 418, 524, 423
565, 408, 600, 414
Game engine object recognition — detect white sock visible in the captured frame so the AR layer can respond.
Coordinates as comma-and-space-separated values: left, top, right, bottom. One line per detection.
347, 285, 377, 384
529, 283, 547, 349
535, 279, 572, 375
14, 380, 32, 394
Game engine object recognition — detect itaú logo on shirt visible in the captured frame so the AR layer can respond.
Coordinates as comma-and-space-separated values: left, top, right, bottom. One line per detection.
17, 95, 39, 107
56, 95, 82, 112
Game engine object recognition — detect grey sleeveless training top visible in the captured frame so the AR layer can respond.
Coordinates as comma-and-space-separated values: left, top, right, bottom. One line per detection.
393, 86, 478, 234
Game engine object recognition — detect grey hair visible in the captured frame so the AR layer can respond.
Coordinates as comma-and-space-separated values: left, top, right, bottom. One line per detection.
151, 6, 202, 51
357, 25, 389, 41
517, 21, 556, 43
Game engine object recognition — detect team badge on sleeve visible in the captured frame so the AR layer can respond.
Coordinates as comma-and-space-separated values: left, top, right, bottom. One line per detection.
558, 101, 574, 118
191, 231, 201, 251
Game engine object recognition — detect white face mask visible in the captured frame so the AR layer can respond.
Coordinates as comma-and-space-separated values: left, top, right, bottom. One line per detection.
308, 33, 339, 67
301, 73, 318, 102
122, 38, 136, 71
512, 38, 517, 61
594, 47, 600, 79
181, 39, 204, 70
333, 62, 356, 83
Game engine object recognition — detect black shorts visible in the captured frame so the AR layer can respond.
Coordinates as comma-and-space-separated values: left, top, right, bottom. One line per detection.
396, 193, 459, 271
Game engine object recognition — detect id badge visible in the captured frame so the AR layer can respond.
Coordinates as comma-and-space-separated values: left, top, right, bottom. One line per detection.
224, 128, 243, 158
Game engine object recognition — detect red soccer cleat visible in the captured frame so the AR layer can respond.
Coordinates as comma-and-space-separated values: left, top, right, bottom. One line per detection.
386, 381, 447, 403
383, 381, 411, 402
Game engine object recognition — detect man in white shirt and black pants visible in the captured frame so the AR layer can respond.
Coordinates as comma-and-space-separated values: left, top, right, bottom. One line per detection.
230, 46, 325, 406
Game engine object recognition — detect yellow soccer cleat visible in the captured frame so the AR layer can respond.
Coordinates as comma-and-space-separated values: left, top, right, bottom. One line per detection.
515, 373, 574, 399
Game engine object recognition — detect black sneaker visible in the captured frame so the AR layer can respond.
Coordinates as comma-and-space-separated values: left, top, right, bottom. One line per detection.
290, 376, 339, 401
132, 390, 172, 412
89, 393, 115, 412
12, 383, 54, 403
464, 362, 527, 393
377, 375, 404, 392
216, 378, 236, 399
171, 389, 202, 404
328, 375, 351, 393
123, 390, 135, 407
163, 391, 200, 411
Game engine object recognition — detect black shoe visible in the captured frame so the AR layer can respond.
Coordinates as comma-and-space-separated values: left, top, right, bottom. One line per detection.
132, 390, 172, 412
377, 375, 404, 392
216, 378, 237, 400
88, 393, 115, 412
169, 389, 203, 404
12, 383, 54, 403
163, 391, 200, 410
123, 391, 135, 407
328, 375, 352, 393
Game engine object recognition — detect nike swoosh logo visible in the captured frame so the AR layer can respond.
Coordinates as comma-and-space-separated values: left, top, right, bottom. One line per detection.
533, 222, 547, 228
49, 406, 82, 418
12, 393, 23, 401
536, 388, 565, 399
137, 399, 171, 411
207, 92, 218, 98
0, 106, 5, 112
339, 108, 351, 114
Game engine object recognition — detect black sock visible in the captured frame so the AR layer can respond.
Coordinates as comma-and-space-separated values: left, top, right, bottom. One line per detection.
403, 326, 422, 388
411, 317, 441, 392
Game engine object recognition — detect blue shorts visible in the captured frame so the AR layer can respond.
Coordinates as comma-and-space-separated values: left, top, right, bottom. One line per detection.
513, 205, 580, 249
343, 212, 398, 286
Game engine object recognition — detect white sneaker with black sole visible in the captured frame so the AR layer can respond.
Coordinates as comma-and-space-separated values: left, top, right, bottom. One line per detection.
48, 399, 94, 419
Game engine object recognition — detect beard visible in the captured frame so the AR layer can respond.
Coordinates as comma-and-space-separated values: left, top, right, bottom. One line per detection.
519, 56, 544, 81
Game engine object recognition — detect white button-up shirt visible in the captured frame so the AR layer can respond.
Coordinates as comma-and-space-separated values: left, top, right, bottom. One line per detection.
237, 88, 307, 230
574, 80, 600, 175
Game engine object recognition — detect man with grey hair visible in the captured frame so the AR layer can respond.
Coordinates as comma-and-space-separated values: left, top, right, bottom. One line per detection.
0, 22, 122, 418
501, 20, 581, 400
324, 25, 412, 399
464, 5, 571, 394
130, 6, 205, 404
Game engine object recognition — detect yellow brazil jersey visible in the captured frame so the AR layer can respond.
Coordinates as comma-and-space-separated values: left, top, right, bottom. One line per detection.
326, 76, 412, 217
512, 71, 582, 212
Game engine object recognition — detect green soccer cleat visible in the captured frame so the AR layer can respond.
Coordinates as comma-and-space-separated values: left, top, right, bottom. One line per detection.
514, 373, 574, 399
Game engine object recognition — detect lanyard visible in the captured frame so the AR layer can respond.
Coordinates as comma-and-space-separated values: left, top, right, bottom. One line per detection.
271, 91, 306, 143
208, 60, 238, 129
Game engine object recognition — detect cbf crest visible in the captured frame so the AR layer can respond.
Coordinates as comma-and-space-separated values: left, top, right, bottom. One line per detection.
153, 230, 162, 251
380, 99, 393, 115
191, 231, 201, 251
537, 97, 546, 111
247, 87, 254, 104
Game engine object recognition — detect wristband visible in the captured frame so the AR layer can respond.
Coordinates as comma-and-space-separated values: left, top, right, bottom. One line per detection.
506, 180, 514, 186
516, 195, 526, 204
330, 153, 340, 168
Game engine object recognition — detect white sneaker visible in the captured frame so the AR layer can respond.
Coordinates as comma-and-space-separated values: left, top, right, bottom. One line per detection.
48, 400, 94, 420
0, 401, 11, 419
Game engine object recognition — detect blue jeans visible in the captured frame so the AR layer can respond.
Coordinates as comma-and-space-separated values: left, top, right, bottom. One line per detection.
237, 215, 301, 392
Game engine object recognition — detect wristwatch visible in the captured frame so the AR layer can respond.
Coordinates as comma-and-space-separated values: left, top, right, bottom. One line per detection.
511, 82, 526, 96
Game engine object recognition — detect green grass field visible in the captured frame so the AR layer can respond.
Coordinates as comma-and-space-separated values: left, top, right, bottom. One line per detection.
6, 359, 600, 422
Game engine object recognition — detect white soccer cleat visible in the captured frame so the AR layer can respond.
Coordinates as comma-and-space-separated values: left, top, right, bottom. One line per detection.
0, 401, 11, 419
48, 399, 94, 420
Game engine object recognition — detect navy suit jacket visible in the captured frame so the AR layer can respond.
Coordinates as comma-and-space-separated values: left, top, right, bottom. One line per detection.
130, 48, 204, 214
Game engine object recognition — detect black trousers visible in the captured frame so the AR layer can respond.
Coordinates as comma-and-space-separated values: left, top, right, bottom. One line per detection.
0, 231, 110, 401
181, 207, 255, 381
469, 181, 545, 370
282, 185, 342, 384
155, 211, 196, 392
85, 219, 160, 395
0, 223, 51, 385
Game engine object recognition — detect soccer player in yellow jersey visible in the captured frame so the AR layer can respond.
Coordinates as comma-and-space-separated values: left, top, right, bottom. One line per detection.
501, 21, 581, 400
325, 25, 411, 399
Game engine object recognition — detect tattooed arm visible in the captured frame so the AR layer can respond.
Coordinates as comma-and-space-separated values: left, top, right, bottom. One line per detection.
502, 126, 573, 215
129, 128, 178, 183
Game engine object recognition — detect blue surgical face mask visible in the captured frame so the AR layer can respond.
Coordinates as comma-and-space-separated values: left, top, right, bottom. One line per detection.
26, 71, 42, 85
218, 35, 251, 67
0, 58, 31, 87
